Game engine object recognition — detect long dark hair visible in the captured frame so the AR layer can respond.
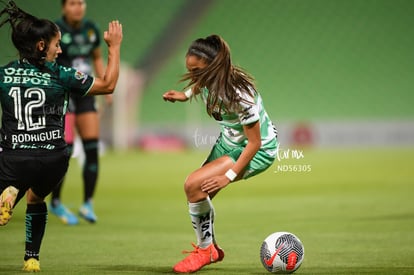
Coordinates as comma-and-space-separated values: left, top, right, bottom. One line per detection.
181, 34, 256, 116
0, 0, 60, 67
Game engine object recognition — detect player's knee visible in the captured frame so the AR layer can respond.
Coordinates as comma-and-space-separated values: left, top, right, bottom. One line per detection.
26, 189, 44, 204
183, 178, 194, 196
183, 175, 200, 198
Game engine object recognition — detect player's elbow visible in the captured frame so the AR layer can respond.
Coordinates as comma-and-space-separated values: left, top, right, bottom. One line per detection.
102, 77, 117, 93
90, 84, 115, 95
97, 86, 115, 95
94, 79, 117, 94
105, 84, 116, 94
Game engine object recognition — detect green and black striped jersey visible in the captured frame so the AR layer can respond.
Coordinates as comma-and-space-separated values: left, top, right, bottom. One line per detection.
0, 59, 94, 151
198, 86, 278, 156
56, 17, 101, 74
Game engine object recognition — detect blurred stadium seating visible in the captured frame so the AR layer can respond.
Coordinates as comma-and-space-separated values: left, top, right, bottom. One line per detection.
1, 0, 413, 148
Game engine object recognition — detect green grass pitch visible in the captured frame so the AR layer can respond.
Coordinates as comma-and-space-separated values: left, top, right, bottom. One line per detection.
1, 148, 413, 274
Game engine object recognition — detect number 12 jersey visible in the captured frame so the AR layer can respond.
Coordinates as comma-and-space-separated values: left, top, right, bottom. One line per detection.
0, 59, 94, 152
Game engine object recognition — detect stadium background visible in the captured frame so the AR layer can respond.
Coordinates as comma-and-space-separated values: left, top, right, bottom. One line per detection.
1, 0, 413, 150
1, 1, 414, 274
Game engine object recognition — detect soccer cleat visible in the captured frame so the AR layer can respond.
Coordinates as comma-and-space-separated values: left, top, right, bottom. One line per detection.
214, 244, 225, 262
49, 203, 79, 225
0, 186, 19, 226
79, 201, 97, 223
173, 243, 220, 273
22, 258, 40, 272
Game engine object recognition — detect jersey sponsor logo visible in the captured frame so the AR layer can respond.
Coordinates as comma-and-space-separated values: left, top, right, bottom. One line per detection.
3, 67, 51, 86
87, 28, 97, 43
74, 70, 88, 83
61, 33, 72, 44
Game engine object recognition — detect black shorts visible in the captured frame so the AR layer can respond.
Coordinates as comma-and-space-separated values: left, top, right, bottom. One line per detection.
68, 94, 97, 114
0, 149, 70, 200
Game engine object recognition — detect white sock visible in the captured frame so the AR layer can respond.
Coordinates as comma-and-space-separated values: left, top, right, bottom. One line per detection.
189, 198, 213, 248
206, 197, 217, 244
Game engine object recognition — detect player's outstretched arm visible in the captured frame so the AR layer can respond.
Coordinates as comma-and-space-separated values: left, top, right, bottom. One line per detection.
89, 20, 123, 95
163, 90, 189, 103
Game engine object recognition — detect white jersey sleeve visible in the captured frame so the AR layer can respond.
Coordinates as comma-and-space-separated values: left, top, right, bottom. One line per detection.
198, 86, 277, 151
184, 88, 193, 98
237, 90, 260, 125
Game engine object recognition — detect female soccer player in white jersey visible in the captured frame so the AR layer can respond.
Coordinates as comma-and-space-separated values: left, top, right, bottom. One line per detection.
163, 34, 278, 273
0, 1, 122, 271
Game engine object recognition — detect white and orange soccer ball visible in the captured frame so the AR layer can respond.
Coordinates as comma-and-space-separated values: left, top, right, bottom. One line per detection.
260, 232, 305, 273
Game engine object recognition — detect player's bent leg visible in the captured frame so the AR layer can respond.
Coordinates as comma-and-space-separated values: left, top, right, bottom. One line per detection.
0, 186, 19, 226
184, 155, 234, 202
174, 156, 232, 273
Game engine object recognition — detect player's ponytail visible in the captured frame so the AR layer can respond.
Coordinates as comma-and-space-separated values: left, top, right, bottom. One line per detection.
0, 0, 60, 67
182, 34, 256, 117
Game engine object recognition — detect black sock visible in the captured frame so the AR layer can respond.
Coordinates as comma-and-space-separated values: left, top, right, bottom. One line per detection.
51, 181, 63, 207
51, 143, 73, 206
82, 139, 98, 202
25, 203, 47, 261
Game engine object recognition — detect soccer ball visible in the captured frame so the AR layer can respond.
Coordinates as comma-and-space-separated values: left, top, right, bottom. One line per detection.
260, 232, 304, 273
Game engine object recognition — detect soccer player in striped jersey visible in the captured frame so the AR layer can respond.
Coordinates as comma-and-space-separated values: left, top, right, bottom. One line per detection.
49, 0, 108, 225
0, 1, 122, 271
163, 34, 278, 273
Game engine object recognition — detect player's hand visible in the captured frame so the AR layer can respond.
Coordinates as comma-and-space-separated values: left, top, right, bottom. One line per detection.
162, 90, 188, 103
200, 175, 231, 194
104, 20, 123, 48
